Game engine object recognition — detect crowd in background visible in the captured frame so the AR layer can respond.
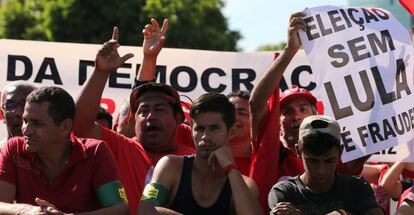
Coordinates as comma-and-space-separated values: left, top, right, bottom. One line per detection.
0, 10, 414, 215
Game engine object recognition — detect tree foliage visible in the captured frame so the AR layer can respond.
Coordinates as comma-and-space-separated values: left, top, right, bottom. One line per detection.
256, 41, 287, 51
0, 0, 241, 51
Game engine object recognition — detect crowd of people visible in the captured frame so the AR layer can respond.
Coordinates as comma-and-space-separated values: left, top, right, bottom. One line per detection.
0, 11, 413, 215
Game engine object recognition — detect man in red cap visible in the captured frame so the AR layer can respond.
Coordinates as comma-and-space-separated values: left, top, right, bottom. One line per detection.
74, 19, 194, 214
249, 11, 369, 213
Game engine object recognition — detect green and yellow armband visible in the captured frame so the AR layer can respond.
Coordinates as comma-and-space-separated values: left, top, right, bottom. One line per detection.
96, 181, 127, 207
140, 183, 169, 206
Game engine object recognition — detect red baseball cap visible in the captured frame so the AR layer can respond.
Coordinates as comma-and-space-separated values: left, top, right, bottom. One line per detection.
279, 85, 317, 107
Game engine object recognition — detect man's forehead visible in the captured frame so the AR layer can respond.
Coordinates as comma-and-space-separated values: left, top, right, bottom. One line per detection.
193, 119, 222, 128
137, 96, 171, 107
23, 102, 50, 117
302, 147, 339, 158
281, 97, 313, 109
138, 91, 176, 103
192, 112, 224, 125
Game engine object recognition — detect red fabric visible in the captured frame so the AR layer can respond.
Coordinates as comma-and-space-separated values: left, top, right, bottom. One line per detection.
400, 0, 414, 16
175, 123, 195, 150
398, 186, 414, 208
396, 170, 414, 209
278, 150, 302, 180
0, 136, 120, 213
402, 169, 414, 179
100, 127, 152, 215
249, 87, 280, 213
225, 163, 240, 175
234, 157, 251, 176
112, 112, 120, 131
375, 164, 391, 215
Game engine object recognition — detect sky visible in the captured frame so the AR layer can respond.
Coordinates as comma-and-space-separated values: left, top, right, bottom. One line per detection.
223, 0, 348, 52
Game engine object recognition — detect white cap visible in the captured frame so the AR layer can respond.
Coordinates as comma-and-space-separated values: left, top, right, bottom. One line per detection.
299, 115, 341, 143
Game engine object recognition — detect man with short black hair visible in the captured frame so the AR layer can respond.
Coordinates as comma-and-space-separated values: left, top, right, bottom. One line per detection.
268, 115, 383, 215
0, 86, 128, 214
139, 92, 262, 215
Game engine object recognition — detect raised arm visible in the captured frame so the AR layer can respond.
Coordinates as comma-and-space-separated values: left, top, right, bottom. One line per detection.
136, 19, 168, 81
249, 12, 306, 141
74, 27, 134, 139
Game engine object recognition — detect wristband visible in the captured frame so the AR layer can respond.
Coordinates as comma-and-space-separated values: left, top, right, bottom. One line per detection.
225, 163, 239, 175
337, 209, 347, 215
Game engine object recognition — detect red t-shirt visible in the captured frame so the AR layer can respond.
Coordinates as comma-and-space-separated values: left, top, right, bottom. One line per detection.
176, 123, 195, 150
100, 126, 152, 215
0, 136, 120, 213
402, 169, 414, 178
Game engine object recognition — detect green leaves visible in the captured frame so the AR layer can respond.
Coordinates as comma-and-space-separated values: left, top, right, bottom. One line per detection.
0, 0, 240, 51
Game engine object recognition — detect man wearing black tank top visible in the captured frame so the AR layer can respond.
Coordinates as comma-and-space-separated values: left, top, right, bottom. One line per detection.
139, 92, 262, 215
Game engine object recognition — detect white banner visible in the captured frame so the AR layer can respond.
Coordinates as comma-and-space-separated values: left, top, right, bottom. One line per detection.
299, 6, 414, 162
0, 39, 273, 137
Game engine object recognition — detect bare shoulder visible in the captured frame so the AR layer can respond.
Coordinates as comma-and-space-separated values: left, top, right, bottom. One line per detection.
152, 155, 185, 182
150, 155, 186, 205
156, 155, 184, 169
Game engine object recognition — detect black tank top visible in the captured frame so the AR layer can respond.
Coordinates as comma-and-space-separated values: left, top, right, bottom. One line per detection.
170, 156, 232, 215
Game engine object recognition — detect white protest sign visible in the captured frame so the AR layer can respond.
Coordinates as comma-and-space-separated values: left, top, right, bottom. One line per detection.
368, 141, 414, 162
299, 5, 414, 162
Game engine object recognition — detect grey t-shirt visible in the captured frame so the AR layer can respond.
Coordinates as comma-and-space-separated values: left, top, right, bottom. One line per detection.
268, 174, 380, 215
